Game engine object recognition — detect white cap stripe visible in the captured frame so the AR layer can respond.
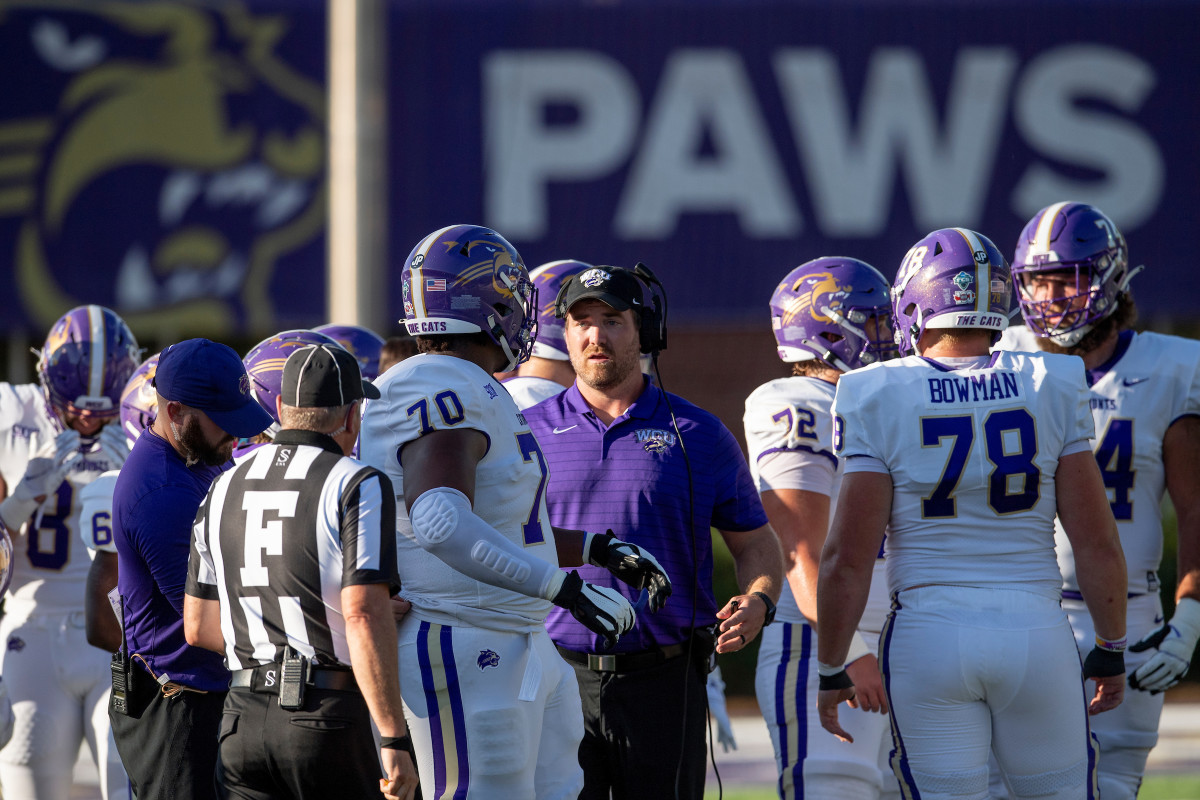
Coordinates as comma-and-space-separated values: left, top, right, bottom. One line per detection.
86, 305, 105, 398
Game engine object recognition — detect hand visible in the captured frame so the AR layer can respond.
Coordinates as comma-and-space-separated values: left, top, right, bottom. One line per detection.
714, 596, 767, 654
1082, 645, 1125, 714
548, 570, 635, 650
845, 653, 888, 714
95, 423, 131, 468
1129, 599, 1200, 694
379, 747, 418, 800
586, 530, 672, 612
12, 430, 81, 503
390, 594, 413, 624
817, 686, 857, 742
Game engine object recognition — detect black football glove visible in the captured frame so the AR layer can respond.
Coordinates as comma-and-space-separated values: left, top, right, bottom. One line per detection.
548, 570, 635, 650
586, 530, 672, 613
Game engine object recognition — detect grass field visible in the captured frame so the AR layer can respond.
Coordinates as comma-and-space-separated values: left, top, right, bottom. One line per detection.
703, 774, 1200, 799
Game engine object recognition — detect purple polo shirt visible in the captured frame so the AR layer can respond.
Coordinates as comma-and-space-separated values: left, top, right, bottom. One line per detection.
113, 429, 230, 690
525, 379, 767, 653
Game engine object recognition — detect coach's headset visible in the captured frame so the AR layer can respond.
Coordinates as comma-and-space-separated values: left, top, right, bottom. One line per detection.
552, 262, 668, 357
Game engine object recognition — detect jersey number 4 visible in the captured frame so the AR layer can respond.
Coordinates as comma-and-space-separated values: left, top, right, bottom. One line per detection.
1094, 418, 1134, 521
921, 409, 1039, 518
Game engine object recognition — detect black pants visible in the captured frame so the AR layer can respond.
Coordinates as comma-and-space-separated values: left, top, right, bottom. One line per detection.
110, 682, 227, 800
572, 652, 709, 800
215, 687, 385, 800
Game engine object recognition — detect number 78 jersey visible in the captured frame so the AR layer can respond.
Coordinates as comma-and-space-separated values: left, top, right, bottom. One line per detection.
832, 351, 1094, 596
359, 353, 558, 633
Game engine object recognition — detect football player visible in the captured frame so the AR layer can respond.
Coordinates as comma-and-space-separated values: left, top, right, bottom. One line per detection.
360, 224, 660, 799
0, 305, 139, 800
314, 322, 387, 381
818, 228, 1127, 800
500, 259, 592, 408
997, 202, 1200, 799
745, 257, 900, 799
80, 353, 161, 653
238, 329, 343, 456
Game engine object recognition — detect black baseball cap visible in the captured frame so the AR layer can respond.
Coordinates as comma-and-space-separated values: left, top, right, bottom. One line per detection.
281, 344, 381, 408
154, 338, 273, 439
555, 266, 645, 317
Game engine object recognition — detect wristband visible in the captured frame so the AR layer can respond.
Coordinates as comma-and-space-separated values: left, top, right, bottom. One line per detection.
816, 661, 845, 677
1094, 635, 1127, 653
380, 734, 412, 750
1083, 646, 1125, 679
818, 669, 853, 691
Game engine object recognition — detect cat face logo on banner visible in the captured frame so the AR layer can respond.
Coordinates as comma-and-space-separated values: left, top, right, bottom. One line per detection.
0, 1, 327, 337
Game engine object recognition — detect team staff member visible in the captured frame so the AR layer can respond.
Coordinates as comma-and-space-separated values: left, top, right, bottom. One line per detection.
818, 228, 1127, 800
524, 265, 784, 800
184, 343, 417, 800
111, 339, 273, 800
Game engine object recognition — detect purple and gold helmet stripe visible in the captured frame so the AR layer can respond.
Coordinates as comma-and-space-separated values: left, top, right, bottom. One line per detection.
949, 227, 990, 315
86, 304, 107, 399
410, 224, 459, 320
1029, 201, 1071, 261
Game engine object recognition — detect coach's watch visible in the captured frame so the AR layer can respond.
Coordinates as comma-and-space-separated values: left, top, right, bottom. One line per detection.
752, 591, 777, 626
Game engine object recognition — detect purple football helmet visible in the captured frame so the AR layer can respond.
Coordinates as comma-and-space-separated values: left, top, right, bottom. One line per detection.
770, 257, 897, 371
528, 260, 592, 361
243, 330, 342, 429
37, 305, 140, 427
401, 224, 537, 371
1012, 202, 1139, 347
314, 324, 387, 380
892, 228, 1012, 356
119, 353, 161, 447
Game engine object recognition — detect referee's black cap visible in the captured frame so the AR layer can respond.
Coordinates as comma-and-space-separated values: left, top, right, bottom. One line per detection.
281, 344, 381, 408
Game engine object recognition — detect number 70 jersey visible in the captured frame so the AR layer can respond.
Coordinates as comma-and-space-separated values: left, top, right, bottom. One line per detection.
359, 353, 558, 633
832, 351, 1094, 596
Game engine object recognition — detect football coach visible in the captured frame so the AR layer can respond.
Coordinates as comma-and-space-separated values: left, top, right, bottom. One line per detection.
184, 343, 418, 800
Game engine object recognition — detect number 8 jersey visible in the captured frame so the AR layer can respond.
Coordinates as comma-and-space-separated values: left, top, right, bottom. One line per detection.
831, 350, 1094, 596
360, 353, 559, 633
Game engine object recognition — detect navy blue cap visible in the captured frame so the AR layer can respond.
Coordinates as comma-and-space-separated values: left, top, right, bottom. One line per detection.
154, 338, 273, 438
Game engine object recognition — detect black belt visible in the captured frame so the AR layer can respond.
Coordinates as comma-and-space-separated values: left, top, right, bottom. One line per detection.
557, 643, 687, 673
229, 664, 358, 694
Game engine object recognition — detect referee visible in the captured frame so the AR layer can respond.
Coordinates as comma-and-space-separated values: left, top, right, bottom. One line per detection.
183, 343, 418, 800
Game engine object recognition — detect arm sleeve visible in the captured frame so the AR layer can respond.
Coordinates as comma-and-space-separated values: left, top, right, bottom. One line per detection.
340, 469, 401, 593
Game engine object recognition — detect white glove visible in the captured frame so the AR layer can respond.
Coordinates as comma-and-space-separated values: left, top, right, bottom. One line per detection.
585, 529, 672, 612
0, 431, 81, 528
706, 666, 737, 752
547, 570, 636, 650
1129, 598, 1200, 694
95, 422, 131, 468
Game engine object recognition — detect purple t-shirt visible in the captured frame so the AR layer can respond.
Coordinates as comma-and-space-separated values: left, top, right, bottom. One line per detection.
524, 380, 767, 653
113, 429, 230, 690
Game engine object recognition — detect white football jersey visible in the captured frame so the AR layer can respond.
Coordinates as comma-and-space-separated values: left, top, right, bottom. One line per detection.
78, 471, 119, 554
360, 353, 559, 633
0, 384, 118, 617
502, 376, 565, 411
833, 351, 1094, 597
744, 376, 889, 630
1000, 328, 1200, 596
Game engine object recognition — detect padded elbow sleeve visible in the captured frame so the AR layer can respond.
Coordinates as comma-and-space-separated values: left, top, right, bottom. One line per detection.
409, 487, 559, 599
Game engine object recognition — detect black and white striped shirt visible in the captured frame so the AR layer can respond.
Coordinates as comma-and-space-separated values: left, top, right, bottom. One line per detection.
185, 429, 398, 671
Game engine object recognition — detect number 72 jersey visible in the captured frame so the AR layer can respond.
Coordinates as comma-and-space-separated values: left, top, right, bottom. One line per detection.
832, 351, 1094, 596
359, 353, 558, 633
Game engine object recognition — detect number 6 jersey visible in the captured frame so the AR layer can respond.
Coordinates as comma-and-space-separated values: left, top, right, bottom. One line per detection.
359, 353, 559, 633
832, 350, 1094, 597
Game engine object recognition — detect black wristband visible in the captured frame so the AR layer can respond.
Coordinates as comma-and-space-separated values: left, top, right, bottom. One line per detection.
752, 591, 777, 626
818, 669, 853, 692
1083, 646, 1125, 679
380, 734, 412, 750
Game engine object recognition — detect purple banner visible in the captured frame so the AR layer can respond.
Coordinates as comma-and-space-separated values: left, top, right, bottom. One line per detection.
389, 1, 1200, 325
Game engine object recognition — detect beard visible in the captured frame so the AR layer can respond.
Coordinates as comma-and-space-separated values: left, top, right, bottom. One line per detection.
570, 342, 642, 391
176, 415, 235, 467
